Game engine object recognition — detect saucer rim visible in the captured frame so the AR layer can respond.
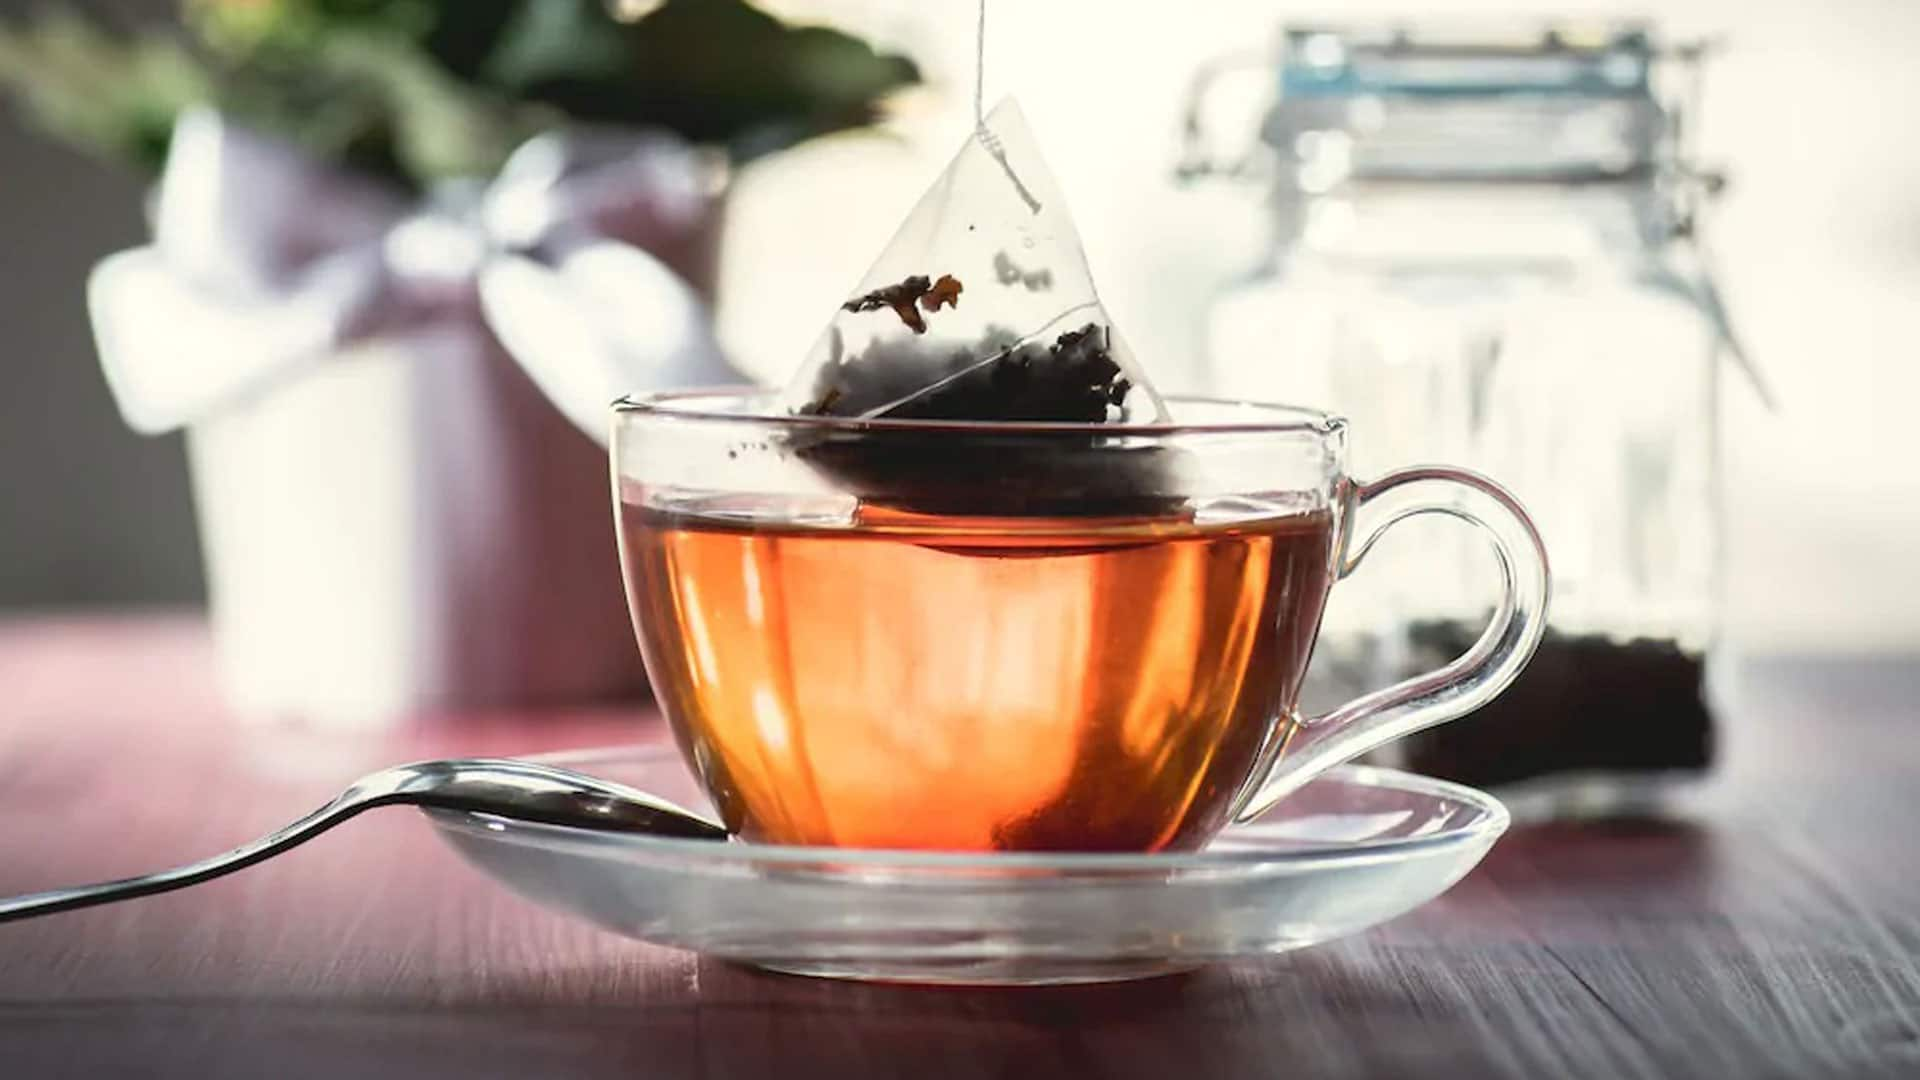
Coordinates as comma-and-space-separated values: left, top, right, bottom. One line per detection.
428, 744, 1510, 873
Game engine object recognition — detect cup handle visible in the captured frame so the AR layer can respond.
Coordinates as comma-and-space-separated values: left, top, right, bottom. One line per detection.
1234, 466, 1552, 823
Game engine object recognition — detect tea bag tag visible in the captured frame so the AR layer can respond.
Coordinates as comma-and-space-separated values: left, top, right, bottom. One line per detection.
781, 99, 1168, 423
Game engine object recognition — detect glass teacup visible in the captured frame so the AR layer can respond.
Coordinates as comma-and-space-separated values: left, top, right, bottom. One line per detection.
612, 392, 1547, 852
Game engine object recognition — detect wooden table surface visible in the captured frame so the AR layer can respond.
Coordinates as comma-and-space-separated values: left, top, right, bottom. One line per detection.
2, 616, 1917, 1079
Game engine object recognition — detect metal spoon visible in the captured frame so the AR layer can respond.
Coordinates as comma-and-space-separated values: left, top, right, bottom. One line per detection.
0, 758, 728, 923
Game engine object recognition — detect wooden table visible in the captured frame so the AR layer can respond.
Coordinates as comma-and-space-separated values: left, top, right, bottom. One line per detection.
2, 616, 1917, 1079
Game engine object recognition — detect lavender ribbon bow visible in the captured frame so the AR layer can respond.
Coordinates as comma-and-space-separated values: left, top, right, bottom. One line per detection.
89, 107, 738, 443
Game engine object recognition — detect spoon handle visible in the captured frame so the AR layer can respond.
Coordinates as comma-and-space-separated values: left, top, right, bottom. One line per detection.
0, 795, 371, 923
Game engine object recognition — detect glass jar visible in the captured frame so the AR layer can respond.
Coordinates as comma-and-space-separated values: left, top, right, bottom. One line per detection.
1185, 21, 1767, 814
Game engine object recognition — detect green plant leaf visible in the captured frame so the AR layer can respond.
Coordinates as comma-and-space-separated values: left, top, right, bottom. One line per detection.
5, 0, 918, 186
479, 0, 628, 92
189, 0, 523, 83
0, 13, 213, 173
306, 32, 550, 185
489, 0, 919, 159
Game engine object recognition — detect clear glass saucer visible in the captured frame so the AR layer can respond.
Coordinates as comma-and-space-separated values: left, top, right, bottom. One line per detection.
427, 746, 1508, 985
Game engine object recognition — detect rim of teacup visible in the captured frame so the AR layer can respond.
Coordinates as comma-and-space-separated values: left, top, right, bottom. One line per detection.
611, 388, 1348, 438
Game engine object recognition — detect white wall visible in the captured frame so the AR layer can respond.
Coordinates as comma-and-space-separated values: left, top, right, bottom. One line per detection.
0, 107, 203, 607
730, 0, 1920, 654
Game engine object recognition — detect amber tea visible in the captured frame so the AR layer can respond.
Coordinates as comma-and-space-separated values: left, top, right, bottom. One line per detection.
621, 500, 1335, 852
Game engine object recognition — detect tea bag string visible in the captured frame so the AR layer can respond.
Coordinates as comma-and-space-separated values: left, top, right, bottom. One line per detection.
974, 0, 1041, 214
972, 0, 987, 133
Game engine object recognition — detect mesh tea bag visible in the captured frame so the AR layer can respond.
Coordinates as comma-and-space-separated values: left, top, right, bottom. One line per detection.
782, 99, 1167, 424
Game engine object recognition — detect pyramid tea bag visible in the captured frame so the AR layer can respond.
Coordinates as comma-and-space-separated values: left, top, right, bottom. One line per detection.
778, 101, 1181, 516
783, 100, 1167, 424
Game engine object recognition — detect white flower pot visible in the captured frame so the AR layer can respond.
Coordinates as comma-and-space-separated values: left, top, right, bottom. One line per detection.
185, 321, 644, 727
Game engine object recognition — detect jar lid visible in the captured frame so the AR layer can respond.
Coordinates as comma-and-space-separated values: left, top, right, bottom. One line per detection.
1266, 21, 1670, 184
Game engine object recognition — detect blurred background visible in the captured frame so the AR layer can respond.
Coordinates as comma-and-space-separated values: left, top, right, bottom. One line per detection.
3, 0, 1916, 660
